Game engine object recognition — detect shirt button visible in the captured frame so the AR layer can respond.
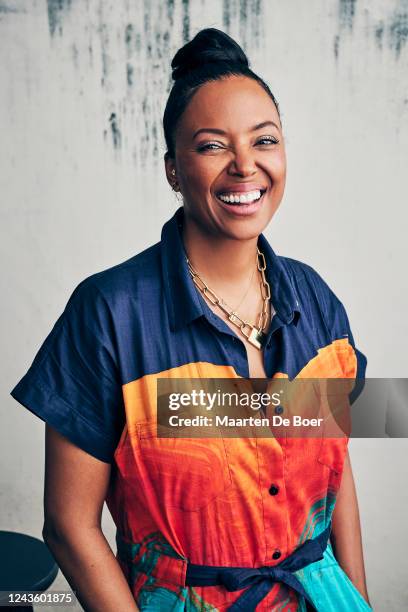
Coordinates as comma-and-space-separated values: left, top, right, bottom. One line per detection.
274, 404, 284, 415
269, 484, 279, 496
272, 549, 281, 560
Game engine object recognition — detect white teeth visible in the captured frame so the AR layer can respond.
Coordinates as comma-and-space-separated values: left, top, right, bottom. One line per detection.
218, 190, 262, 204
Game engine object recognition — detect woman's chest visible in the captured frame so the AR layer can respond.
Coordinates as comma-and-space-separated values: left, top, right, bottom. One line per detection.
246, 342, 268, 377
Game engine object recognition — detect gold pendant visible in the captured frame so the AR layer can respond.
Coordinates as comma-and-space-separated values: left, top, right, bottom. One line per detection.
248, 327, 266, 350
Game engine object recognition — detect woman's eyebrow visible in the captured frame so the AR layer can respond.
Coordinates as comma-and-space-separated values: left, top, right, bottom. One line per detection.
192, 120, 279, 139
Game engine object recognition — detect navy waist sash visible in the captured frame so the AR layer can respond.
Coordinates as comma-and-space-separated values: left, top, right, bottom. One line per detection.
185, 522, 331, 611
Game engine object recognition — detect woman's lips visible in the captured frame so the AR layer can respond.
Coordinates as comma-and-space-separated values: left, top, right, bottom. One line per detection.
215, 189, 267, 216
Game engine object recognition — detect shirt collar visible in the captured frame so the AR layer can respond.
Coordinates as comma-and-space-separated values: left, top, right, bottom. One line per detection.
161, 206, 300, 332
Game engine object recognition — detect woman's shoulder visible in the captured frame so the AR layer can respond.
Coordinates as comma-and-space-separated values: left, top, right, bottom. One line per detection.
278, 255, 341, 304
66, 241, 162, 312
279, 255, 367, 379
277, 255, 352, 335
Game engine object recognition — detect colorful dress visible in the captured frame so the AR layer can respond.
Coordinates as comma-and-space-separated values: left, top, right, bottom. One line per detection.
10, 206, 371, 611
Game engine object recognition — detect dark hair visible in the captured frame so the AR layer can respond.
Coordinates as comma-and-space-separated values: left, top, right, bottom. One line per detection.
163, 28, 281, 159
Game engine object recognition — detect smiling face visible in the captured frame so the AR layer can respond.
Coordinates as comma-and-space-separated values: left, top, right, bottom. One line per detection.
165, 75, 287, 241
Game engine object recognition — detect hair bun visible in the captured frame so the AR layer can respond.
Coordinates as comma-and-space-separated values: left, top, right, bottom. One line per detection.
171, 28, 249, 81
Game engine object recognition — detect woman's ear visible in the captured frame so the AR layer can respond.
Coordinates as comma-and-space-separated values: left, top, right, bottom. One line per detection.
164, 154, 179, 192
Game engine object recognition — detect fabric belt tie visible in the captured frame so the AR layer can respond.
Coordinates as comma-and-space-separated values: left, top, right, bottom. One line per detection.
185, 522, 331, 611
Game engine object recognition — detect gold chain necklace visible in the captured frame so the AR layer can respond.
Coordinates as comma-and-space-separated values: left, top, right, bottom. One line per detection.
186, 248, 271, 350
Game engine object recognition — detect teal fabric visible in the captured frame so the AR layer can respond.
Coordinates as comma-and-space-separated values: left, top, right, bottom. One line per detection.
295, 542, 372, 611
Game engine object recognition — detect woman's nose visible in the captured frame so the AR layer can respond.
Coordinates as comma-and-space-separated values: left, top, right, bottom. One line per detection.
228, 147, 257, 177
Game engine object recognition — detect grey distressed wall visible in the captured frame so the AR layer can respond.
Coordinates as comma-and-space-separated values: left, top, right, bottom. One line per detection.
1, 1, 407, 610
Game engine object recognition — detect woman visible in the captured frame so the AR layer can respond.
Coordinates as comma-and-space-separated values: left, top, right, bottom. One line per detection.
11, 28, 371, 611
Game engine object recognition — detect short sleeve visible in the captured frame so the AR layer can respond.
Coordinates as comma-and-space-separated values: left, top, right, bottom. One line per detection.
304, 263, 367, 403
329, 297, 367, 405
332, 300, 367, 376
10, 278, 125, 463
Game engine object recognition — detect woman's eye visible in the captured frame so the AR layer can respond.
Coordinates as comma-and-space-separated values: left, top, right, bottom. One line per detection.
197, 142, 223, 152
257, 136, 279, 145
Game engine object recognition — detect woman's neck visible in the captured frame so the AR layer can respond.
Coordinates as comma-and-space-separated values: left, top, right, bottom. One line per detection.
182, 215, 259, 303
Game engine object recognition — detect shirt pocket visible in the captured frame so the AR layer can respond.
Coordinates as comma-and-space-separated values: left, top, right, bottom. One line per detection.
317, 435, 348, 476
136, 421, 233, 512
316, 378, 352, 475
